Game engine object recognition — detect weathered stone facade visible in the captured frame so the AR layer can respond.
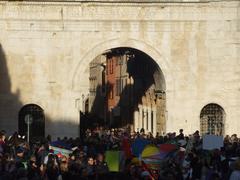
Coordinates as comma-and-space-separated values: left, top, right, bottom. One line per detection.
0, 0, 239, 138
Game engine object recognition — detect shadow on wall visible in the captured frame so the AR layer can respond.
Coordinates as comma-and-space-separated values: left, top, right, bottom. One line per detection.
0, 44, 23, 134
88, 82, 156, 129
0, 43, 166, 139
89, 85, 105, 126
45, 116, 81, 140
88, 47, 165, 130
0, 44, 80, 141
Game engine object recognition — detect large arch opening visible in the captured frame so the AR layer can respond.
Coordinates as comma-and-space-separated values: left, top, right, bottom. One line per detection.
84, 47, 166, 135
200, 103, 225, 136
18, 104, 45, 142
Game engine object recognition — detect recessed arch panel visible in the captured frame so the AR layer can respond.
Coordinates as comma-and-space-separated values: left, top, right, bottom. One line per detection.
200, 103, 225, 136
18, 104, 45, 141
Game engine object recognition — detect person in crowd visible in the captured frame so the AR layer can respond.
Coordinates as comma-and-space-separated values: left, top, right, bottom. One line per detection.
1, 127, 240, 179
37, 142, 49, 167
95, 153, 109, 178
0, 131, 6, 156
82, 156, 96, 179
177, 129, 185, 140
44, 153, 59, 180
27, 155, 40, 180
59, 156, 69, 180
230, 158, 240, 180
15, 146, 26, 168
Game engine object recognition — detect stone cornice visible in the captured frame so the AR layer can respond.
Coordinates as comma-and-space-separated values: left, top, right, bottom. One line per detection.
1, 0, 239, 4
0, 0, 239, 8
0, 0, 238, 22
2, 0, 238, 1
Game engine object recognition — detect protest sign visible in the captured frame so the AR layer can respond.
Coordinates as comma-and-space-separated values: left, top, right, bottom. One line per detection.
105, 151, 126, 172
105, 151, 120, 172
203, 134, 223, 150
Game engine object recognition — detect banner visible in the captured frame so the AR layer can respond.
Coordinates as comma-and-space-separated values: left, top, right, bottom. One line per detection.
49, 145, 72, 157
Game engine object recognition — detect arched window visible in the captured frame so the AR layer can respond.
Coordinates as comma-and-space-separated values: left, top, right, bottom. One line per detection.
200, 103, 225, 136
18, 104, 45, 142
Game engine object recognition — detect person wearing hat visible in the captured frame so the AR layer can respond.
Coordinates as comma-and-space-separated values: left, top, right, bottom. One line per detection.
16, 147, 24, 160
15, 146, 27, 169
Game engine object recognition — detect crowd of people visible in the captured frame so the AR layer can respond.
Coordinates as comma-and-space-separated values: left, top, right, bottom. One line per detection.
0, 127, 240, 180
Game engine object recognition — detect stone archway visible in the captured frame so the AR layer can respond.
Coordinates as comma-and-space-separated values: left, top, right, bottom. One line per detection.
73, 40, 173, 134
72, 38, 174, 135
72, 38, 173, 92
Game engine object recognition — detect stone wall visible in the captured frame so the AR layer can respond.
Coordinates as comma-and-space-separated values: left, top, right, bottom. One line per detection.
0, 0, 239, 138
